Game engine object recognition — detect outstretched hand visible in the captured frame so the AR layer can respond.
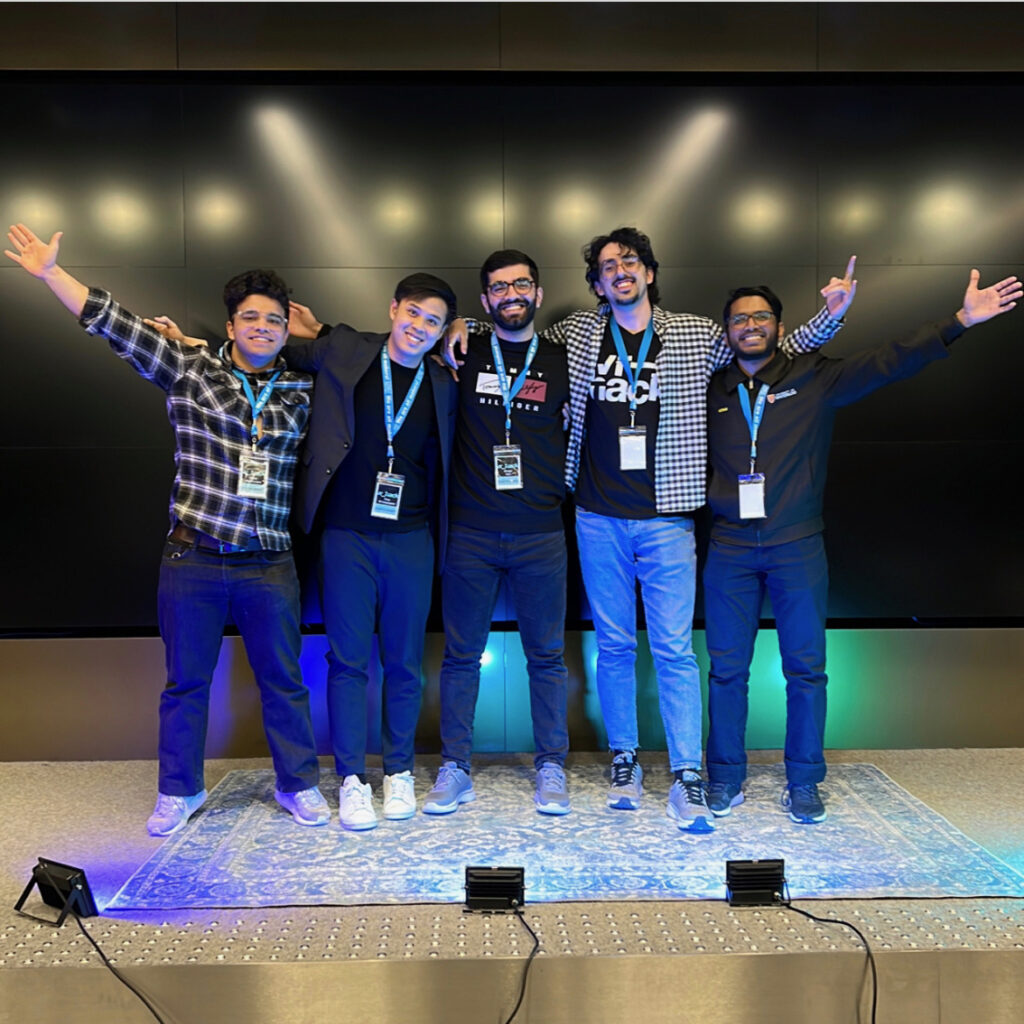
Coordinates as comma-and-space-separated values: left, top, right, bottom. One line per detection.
820, 255, 858, 319
143, 315, 189, 344
957, 270, 1022, 328
5, 223, 62, 277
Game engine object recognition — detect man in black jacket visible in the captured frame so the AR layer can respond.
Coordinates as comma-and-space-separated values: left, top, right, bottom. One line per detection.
703, 267, 1020, 824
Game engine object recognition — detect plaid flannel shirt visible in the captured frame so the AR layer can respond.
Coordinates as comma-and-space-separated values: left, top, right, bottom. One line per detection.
80, 289, 313, 550
544, 305, 842, 514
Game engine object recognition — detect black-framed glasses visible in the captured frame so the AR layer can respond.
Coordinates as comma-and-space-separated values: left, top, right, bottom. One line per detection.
728, 310, 775, 327
487, 277, 536, 298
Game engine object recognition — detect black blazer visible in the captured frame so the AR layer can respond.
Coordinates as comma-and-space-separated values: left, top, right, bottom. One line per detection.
285, 325, 457, 568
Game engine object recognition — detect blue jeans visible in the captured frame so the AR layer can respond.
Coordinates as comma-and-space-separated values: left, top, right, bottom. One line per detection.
440, 526, 569, 770
574, 508, 701, 771
157, 540, 320, 797
320, 526, 434, 778
704, 533, 829, 787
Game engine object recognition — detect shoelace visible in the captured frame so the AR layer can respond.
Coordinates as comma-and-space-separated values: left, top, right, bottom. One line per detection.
346, 783, 372, 809
680, 774, 705, 805
435, 763, 462, 789
611, 757, 637, 786
538, 764, 565, 792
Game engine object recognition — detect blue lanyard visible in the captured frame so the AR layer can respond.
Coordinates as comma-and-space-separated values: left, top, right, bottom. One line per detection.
737, 381, 770, 472
231, 363, 282, 447
380, 345, 425, 471
490, 332, 539, 442
609, 318, 655, 425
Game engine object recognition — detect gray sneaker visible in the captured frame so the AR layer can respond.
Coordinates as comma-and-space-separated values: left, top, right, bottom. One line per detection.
535, 762, 571, 815
667, 772, 716, 832
706, 781, 745, 817
607, 751, 643, 810
423, 761, 476, 815
782, 783, 826, 824
275, 785, 330, 826
147, 790, 207, 837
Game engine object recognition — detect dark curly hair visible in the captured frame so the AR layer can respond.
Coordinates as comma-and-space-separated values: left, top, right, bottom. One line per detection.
722, 285, 783, 325
223, 269, 290, 319
583, 227, 660, 307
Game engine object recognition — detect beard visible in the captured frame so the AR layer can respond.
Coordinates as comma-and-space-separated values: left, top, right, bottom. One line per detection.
729, 327, 780, 361
489, 295, 537, 332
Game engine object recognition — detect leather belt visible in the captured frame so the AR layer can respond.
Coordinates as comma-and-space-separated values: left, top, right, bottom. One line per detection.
169, 523, 264, 554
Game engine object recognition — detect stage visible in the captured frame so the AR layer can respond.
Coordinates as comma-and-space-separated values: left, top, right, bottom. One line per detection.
3, 749, 1024, 1024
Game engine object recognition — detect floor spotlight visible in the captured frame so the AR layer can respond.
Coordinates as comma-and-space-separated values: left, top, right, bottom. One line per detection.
15, 858, 98, 925
726, 858, 786, 906
464, 866, 525, 913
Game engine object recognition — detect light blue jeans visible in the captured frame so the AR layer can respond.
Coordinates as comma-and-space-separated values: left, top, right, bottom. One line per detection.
575, 508, 701, 771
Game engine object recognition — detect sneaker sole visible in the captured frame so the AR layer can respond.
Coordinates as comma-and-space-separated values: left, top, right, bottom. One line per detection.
607, 792, 642, 810
422, 789, 476, 815
535, 799, 571, 816
709, 792, 745, 818
788, 809, 827, 824
383, 806, 417, 821
666, 805, 717, 832
340, 817, 378, 831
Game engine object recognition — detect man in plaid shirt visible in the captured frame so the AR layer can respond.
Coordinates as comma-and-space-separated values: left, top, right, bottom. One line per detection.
544, 227, 854, 831
6, 223, 328, 838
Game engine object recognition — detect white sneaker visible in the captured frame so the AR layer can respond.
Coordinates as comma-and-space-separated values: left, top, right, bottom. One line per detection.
383, 771, 417, 820
338, 775, 378, 831
147, 790, 207, 837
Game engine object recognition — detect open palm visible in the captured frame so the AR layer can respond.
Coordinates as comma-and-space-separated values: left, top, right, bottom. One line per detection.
4, 223, 62, 278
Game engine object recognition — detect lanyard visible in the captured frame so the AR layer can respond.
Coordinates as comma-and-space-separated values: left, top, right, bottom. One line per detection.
737, 380, 770, 473
490, 331, 539, 444
380, 345, 425, 472
231, 363, 282, 448
609, 318, 654, 427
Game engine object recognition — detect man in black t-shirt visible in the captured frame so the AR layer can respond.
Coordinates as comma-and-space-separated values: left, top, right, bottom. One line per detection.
423, 249, 573, 816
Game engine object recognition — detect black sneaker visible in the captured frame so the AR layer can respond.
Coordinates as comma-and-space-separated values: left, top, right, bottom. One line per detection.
782, 783, 826, 824
607, 751, 643, 810
706, 781, 745, 817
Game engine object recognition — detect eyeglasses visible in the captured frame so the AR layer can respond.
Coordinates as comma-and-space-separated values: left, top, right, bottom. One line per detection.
487, 277, 536, 298
599, 253, 643, 277
236, 309, 287, 329
728, 310, 775, 327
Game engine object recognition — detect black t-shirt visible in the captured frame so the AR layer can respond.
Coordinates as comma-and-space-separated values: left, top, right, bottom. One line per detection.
450, 331, 570, 533
324, 356, 437, 532
575, 323, 662, 519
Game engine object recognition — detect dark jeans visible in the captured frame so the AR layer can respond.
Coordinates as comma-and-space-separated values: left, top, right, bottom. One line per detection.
320, 526, 434, 777
704, 533, 829, 787
439, 525, 569, 770
157, 541, 320, 797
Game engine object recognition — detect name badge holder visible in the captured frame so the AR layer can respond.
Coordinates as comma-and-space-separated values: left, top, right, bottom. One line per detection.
232, 359, 281, 501
373, 346, 425, 520
489, 332, 539, 491
737, 381, 770, 519
609, 319, 654, 471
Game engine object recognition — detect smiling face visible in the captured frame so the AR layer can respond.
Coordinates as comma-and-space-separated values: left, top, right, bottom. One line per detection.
725, 295, 784, 364
225, 293, 289, 372
387, 295, 450, 367
592, 242, 655, 310
481, 262, 543, 334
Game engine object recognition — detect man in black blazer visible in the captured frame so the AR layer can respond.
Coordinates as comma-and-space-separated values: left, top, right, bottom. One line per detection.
285, 274, 458, 831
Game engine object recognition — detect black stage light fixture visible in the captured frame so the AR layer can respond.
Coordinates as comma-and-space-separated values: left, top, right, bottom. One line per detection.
464, 866, 525, 913
725, 858, 786, 906
15, 858, 98, 926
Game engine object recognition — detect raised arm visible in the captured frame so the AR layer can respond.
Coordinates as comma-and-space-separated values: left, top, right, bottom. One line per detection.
773, 255, 856, 361
4, 223, 88, 315
956, 268, 1021, 326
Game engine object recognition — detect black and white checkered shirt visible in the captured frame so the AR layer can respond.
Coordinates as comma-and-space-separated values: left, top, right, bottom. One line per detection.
545, 305, 842, 514
80, 289, 313, 550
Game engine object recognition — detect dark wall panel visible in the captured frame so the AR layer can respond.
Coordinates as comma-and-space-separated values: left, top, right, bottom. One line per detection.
2, 73, 1022, 630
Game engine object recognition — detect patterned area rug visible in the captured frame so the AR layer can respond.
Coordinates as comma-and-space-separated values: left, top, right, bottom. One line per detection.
106, 763, 1024, 910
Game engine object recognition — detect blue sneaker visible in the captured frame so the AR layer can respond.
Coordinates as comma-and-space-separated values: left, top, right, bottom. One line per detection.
535, 762, 571, 815
423, 761, 476, 815
782, 783, 826, 824
706, 781, 745, 817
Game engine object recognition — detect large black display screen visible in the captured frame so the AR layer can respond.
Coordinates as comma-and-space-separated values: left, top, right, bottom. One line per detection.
2, 74, 1021, 631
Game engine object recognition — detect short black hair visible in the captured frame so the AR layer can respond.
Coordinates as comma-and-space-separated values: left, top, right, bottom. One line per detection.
723, 285, 783, 325
479, 249, 540, 293
583, 227, 660, 307
394, 273, 457, 324
222, 269, 290, 319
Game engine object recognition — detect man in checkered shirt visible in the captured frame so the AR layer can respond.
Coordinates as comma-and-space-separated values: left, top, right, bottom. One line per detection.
6, 223, 329, 839
544, 227, 854, 832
